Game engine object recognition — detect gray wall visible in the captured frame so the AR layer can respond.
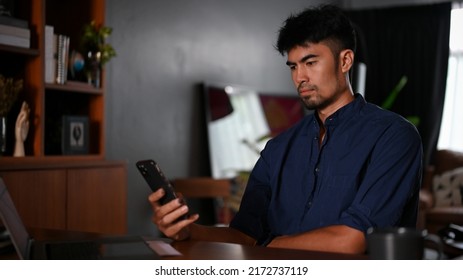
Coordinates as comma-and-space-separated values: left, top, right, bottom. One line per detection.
105, 0, 329, 235
343, 0, 450, 9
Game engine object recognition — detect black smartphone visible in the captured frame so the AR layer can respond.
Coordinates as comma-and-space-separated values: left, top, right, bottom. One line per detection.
135, 159, 179, 205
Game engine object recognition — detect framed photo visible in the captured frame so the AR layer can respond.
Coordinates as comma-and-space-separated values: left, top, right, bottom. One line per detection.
62, 115, 89, 155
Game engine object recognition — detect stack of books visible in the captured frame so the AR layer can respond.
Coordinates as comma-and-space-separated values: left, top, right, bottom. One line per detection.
0, 15, 30, 48
44, 25, 70, 84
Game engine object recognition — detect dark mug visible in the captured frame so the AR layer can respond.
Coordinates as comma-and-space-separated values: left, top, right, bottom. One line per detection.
367, 227, 443, 260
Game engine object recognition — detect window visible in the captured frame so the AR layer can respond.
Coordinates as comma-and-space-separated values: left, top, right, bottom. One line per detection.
437, 3, 463, 152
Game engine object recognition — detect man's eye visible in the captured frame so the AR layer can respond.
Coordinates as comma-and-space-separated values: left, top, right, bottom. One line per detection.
289, 65, 296, 71
307, 61, 316, 66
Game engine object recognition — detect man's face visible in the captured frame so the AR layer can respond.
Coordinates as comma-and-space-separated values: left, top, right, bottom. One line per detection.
286, 42, 348, 111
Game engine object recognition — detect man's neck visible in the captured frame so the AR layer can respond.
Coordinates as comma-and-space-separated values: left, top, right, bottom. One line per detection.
317, 92, 355, 124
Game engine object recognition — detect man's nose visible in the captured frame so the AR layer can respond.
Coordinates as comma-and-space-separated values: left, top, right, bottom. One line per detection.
294, 68, 308, 85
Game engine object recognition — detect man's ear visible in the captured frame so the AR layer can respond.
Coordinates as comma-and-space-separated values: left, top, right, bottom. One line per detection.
340, 49, 354, 73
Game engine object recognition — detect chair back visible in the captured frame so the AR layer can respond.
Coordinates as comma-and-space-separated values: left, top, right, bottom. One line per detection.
171, 177, 232, 225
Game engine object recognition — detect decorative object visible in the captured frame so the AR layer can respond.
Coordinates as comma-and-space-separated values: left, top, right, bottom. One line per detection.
85, 50, 101, 88
0, 74, 23, 116
68, 50, 85, 80
79, 21, 116, 87
13, 101, 29, 157
62, 115, 89, 155
0, 74, 23, 155
204, 83, 306, 179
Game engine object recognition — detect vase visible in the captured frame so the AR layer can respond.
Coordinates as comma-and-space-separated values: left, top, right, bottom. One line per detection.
85, 51, 101, 88
0, 116, 6, 155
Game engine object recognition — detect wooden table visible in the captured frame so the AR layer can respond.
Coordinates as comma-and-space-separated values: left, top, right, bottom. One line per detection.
0, 228, 367, 260
168, 240, 367, 260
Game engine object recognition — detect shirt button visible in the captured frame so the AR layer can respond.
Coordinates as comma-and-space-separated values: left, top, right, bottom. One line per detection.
315, 167, 320, 173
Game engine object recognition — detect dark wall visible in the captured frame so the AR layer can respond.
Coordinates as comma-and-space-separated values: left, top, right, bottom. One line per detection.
105, 0, 326, 235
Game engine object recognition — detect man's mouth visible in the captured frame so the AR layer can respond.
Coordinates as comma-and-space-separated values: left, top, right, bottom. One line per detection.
298, 85, 316, 97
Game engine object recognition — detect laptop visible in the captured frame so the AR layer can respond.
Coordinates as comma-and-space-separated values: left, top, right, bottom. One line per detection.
0, 178, 175, 260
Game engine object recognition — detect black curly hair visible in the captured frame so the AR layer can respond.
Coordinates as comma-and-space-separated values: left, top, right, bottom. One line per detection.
276, 4, 356, 58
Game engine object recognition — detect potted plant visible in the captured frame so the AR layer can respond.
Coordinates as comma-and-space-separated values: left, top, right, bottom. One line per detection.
79, 21, 116, 87
0, 74, 23, 154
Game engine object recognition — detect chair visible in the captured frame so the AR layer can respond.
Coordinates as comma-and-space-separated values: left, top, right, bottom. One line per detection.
419, 150, 463, 233
171, 177, 233, 225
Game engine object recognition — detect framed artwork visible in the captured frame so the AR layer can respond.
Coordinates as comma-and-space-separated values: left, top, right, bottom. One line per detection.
203, 83, 308, 179
62, 115, 89, 155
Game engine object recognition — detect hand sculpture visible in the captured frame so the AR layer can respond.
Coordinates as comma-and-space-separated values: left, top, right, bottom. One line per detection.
13, 101, 30, 157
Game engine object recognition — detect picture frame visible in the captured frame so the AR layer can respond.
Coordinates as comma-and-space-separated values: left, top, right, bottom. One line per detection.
62, 115, 89, 155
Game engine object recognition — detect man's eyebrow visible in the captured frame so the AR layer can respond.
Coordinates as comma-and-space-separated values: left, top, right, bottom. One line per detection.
286, 54, 318, 66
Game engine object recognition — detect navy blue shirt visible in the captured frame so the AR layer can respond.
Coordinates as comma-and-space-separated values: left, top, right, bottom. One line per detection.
229, 94, 423, 245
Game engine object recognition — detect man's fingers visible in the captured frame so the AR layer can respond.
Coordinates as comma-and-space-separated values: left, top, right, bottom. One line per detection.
148, 189, 165, 208
161, 214, 199, 239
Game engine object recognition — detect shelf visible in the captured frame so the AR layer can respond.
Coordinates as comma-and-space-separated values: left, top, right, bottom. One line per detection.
0, 44, 40, 56
0, 155, 119, 170
45, 81, 103, 95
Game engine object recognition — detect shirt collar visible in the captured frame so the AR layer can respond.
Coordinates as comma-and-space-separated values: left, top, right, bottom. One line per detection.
317, 93, 366, 127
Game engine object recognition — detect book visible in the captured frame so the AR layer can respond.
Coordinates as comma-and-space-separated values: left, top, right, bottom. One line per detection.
0, 33, 29, 48
63, 36, 70, 83
0, 23, 30, 38
44, 25, 55, 83
55, 34, 70, 84
0, 15, 28, 28
55, 34, 64, 84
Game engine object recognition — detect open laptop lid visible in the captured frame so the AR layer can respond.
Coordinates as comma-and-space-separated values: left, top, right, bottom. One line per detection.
0, 178, 179, 260
0, 178, 31, 259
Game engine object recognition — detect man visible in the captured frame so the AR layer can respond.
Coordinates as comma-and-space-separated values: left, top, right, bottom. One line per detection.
148, 4, 422, 254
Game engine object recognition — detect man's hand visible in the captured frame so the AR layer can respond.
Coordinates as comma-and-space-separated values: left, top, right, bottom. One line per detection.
148, 188, 199, 240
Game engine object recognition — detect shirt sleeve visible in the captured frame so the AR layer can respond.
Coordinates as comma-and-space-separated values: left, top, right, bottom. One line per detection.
229, 156, 273, 245
338, 119, 423, 233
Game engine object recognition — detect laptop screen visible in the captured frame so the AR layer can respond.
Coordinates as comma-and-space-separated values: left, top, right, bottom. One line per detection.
0, 178, 168, 260
0, 178, 31, 259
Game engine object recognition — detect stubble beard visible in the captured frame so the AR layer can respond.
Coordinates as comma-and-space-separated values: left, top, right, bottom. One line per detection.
300, 90, 344, 111
298, 73, 345, 111
301, 95, 323, 110
298, 85, 330, 111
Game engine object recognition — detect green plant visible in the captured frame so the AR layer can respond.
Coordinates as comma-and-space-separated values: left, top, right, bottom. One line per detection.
80, 21, 116, 65
0, 75, 23, 117
381, 75, 420, 127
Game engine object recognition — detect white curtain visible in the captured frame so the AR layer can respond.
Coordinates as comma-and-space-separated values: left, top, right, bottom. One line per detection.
438, 3, 463, 152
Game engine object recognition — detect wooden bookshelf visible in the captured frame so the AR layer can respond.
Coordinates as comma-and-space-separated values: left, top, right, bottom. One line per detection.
0, 0, 127, 234
0, 0, 106, 158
